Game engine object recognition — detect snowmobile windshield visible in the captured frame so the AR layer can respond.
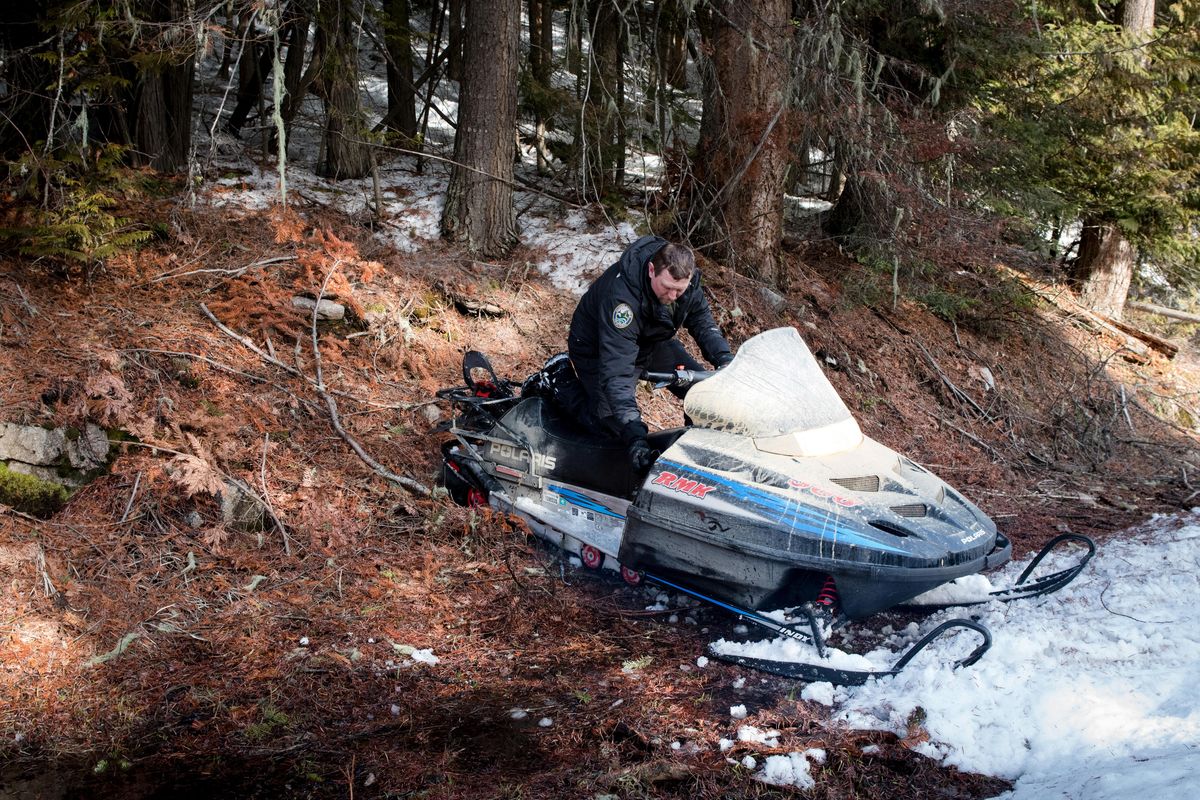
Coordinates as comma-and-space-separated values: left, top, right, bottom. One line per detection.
683, 327, 863, 457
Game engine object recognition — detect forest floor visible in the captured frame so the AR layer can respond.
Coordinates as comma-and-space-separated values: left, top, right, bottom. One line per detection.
2, 196, 1199, 799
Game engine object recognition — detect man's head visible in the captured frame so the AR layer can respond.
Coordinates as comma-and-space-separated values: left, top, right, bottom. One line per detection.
647, 243, 694, 304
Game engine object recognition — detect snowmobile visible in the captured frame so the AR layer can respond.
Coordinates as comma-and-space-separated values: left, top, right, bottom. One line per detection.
436, 327, 1094, 684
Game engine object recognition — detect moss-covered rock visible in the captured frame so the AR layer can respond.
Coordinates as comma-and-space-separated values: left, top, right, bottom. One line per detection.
0, 462, 69, 517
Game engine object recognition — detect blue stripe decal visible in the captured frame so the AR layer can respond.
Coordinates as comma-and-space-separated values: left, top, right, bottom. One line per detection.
548, 485, 625, 519
655, 458, 908, 555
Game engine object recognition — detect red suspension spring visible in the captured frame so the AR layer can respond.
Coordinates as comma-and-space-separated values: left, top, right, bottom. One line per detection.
815, 575, 839, 609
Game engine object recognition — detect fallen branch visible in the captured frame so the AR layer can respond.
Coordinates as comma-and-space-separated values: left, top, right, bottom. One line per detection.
196, 307, 402, 410
260, 433, 292, 556
1097, 313, 1179, 359
994, 266, 1153, 362
151, 254, 296, 284
1127, 300, 1200, 325
310, 265, 431, 497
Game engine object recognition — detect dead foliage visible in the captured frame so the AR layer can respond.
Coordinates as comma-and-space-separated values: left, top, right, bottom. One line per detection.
1, 200, 1198, 798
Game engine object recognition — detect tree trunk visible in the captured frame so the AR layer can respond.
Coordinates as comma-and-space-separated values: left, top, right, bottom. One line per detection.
1123, 0, 1155, 36
566, 0, 583, 76
284, 12, 309, 101
384, 0, 418, 139
316, 0, 371, 179
694, 0, 792, 288
225, 28, 274, 137
1070, 0, 1153, 319
656, 0, 689, 91
129, 0, 195, 172
0, 5, 56, 158
528, 0, 555, 174
1071, 220, 1135, 320
441, 0, 520, 256
581, 0, 625, 201
447, 0, 464, 81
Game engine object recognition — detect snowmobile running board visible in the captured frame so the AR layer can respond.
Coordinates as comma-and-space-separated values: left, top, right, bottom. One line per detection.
645, 572, 993, 686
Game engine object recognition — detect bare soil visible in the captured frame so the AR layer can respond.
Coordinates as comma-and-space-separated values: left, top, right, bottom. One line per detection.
1, 202, 1197, 799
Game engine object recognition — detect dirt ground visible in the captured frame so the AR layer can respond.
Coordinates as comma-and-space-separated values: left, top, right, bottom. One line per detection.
2, 202, 1197, 799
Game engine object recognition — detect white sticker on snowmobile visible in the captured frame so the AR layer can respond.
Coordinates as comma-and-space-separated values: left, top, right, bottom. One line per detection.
612, 303, 634, 329
488, 442, 557, 471
652, 470, 716, 499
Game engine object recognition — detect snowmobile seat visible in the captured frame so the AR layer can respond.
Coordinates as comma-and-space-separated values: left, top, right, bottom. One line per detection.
496, 398, 685, 498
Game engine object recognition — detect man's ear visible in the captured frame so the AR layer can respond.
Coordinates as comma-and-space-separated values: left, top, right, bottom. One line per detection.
646, 260, 654, 276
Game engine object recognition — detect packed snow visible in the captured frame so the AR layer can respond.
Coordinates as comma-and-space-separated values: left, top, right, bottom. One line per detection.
711, 511, 1200, 796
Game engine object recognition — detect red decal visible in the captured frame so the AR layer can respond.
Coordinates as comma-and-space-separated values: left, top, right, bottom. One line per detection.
788, 478, 860, 508
671, 477, 701, 494
655, 471, 716, 499
653, 471, 679, 487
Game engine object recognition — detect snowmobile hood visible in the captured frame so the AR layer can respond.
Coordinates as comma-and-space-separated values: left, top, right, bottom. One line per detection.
683, 327, 863, 457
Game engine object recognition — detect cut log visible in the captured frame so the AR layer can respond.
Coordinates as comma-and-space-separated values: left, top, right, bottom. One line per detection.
1098, 313, 1179, 359
1127, 301, 1200, 325
993, 265, 1152, 363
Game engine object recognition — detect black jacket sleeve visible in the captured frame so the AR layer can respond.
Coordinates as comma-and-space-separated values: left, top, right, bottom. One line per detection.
596, 286, 644, 428
683, 275, 732, 366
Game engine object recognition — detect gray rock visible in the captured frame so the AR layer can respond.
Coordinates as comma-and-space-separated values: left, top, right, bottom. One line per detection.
5, 460, 84, 488
0, 423, 66, 466
421, 404, 441, 424
66, 424, 109, 470
292, 296, 346, 321
221, 479, 267, 532
759, 286, 786, 313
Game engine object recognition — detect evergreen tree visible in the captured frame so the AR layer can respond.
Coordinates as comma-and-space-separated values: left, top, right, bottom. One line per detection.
693, 0, 794, 287
442, 0, 520, 255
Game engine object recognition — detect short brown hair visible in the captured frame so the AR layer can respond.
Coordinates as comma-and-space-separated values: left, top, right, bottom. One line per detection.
651, 243, 695, 280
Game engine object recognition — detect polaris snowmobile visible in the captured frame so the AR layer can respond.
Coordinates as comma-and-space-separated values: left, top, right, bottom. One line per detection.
437, 327, 1094, 684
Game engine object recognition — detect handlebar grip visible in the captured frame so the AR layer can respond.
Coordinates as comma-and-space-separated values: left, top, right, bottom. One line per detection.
640, 368, 715, 388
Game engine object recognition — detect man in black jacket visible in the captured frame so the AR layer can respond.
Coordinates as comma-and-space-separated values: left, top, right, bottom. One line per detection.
567, 235, 732, 471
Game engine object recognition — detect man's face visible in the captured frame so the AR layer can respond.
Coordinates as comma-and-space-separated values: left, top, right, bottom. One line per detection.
648, 262, 691, 304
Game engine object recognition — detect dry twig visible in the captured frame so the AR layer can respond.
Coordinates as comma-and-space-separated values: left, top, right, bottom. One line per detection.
307, 265, 431, 497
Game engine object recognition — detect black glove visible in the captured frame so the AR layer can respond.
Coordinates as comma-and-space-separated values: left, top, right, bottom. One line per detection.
619, 418, 649, 445
627, 437, 658, 472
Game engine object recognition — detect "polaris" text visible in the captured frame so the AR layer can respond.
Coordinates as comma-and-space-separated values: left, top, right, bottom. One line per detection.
488, 443, 557, 471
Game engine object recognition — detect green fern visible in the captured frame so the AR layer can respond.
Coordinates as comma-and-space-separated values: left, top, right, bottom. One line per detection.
1, 143, 153, 266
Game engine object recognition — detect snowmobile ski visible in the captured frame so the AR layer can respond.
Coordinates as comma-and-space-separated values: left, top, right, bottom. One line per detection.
899, 533, 1096, 612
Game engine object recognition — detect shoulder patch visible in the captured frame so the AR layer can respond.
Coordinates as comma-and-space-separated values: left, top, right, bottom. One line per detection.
611, 303, 634, 330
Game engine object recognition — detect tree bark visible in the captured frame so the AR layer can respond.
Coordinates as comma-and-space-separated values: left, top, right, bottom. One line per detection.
447, 0, 464, 81
131, 0, 196, 173
1071, 220, 1135, 319
0, 5, 56, 157
1070, 0, 1154, 319
566, 0, 582, 76
656, 0, 689, 91
384, 0, 418, 139
694, 0, 792, 288
528, 0, 555, 174
441, 0, 520, 256
316, 0, 371, 179
581, 0, 626, 200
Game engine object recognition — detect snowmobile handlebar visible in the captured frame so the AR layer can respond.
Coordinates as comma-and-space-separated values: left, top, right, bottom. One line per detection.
640, 367, 715, 389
